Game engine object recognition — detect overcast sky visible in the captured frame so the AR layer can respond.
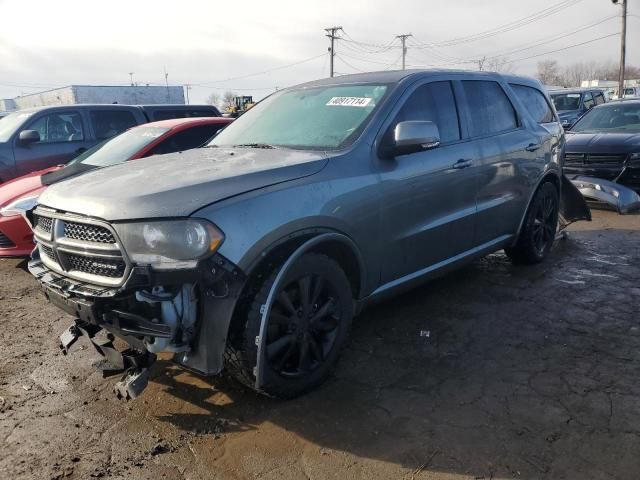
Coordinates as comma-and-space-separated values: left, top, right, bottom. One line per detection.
0, 0, 638, 105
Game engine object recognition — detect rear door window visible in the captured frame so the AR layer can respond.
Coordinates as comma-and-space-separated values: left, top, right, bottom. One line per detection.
25, 111, 84, 143
90, 110, 138, 139
582, 92, 594, 110
461, 81, 518, 137
396, 81, 461, 143
510, 84, 555, 123
147, 124, 226, 155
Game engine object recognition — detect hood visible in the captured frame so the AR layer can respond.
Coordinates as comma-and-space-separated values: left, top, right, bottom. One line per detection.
0, 166, 60, 207
565, 132, 640, 154
41, 162, 97, 186
38, 147, 329, 221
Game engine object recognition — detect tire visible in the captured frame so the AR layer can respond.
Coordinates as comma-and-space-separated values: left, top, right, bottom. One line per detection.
505, 181, 559, 264
225, 253, 353, 398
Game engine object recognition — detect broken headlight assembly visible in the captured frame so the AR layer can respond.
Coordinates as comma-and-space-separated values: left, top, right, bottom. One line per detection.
114, 218, 224, 270
0, 195, 39, 217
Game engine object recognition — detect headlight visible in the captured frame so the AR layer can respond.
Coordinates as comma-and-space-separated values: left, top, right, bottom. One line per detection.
114, 218, 224, 270
630, 152, 640, 161
0, 195, 39, 217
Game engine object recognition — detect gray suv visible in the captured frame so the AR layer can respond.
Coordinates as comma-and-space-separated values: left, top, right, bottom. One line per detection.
29, 70, 590, 399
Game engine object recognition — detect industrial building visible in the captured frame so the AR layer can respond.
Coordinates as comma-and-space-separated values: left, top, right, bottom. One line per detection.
0, 85, 185, 111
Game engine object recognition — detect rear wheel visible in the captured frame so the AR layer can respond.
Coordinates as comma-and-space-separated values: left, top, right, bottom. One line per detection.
505, 181, 559, 264
225, 253, 353, 398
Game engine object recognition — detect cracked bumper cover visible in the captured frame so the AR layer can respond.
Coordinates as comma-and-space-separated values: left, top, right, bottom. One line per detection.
29, 251, 246, 376
569, 175, 640, 214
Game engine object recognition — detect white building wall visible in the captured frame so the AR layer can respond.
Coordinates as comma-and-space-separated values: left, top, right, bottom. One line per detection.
12, 87, 77, 109
73, 86, 184, 104
6, 85, 185, 110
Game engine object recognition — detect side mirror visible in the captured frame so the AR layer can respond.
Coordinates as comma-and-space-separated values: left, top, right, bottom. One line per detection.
19, 130, 40, 145
393, 121, 441, 156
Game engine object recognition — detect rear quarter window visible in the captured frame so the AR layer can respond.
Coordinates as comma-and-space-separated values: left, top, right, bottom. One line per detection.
510, 84, 555, 123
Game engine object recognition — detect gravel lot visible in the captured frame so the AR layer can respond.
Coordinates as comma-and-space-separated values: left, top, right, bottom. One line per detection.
1, 210, 639, 480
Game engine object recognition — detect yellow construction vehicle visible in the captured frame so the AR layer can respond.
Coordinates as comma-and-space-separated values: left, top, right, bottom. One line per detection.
225, 96, 255, 117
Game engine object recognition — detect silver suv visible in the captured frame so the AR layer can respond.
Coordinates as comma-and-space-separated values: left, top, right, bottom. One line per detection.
29, 70, 590, 400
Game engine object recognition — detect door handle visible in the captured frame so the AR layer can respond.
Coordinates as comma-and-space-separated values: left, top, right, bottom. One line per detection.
525, 143, 541, 152
75, 147, 87, 155
452, 159, 473, 169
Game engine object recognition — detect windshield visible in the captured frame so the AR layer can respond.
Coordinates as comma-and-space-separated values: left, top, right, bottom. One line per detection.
570, 104, 640, 133
624, 88, 636, 95
0, 111, 34, 142
209, 84, 389, 150
550, 93, 581, 111
69, 126, 170, 167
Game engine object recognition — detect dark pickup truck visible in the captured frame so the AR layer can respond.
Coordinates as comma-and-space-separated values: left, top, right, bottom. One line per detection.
0, 104, 220, 183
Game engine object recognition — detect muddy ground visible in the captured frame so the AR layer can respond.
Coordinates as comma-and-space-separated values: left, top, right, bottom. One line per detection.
1, 210, 639, 480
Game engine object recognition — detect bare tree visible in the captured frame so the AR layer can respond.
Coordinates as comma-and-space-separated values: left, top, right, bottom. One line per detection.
535, 59, 640, 87
222, 91, 237, 111
536, 59, 560, 86
485, 56, 516, 74
206, 92, 220, 108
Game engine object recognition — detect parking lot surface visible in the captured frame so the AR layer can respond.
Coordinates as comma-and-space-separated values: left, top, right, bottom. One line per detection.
1, 210, 639, 480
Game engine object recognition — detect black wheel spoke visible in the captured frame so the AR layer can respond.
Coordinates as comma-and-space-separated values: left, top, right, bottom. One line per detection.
298, 336, 311, 372
277, 290, 297, 316
275, 340, 298, 373
267, 333, 294, 358
271, 311, 292, 325
298, 276, 312, 315
310, 276, 324, 307
313, 316, 339, 333
310, 298, 336, 324
309, 333, 324, 362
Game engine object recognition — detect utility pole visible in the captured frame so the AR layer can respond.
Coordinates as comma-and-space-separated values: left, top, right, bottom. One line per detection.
396, 34, 412, 70
128, 72, 134, 86
613, 0, 628, 98
325, 26, 342, 77
164, 67, 170, 102
184, 84, 191, 104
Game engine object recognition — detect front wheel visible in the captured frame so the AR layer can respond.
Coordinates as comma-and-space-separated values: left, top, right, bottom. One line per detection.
225, 253, 353, 398
505, 181, 559, 264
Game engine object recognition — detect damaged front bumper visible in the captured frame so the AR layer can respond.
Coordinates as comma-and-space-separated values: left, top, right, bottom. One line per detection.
569, 175, 640, 214
29, 251, 246, 399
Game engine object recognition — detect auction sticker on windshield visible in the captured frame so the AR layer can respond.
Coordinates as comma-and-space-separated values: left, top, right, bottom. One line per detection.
326, 97, 373, 107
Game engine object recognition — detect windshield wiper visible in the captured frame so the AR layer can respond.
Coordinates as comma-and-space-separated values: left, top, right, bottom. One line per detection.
233, 143, 276, 149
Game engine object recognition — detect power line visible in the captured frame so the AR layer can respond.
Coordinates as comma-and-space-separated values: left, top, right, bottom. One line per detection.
507, 32, 620, 63
411, 0, 584, 48
474, 14, 618, 61
194, 53, 326, 86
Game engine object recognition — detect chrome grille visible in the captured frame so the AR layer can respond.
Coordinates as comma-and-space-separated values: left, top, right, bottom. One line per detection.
564, 152, 627, 167
32, 207, 128, 287
64, 222, 115, 244
63, 253, 126, 278
40, 244, 56, 262
35, 215, 53, 233
0, 231, 15, 248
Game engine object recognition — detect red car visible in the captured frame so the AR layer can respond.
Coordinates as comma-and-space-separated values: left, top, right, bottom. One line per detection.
0, 117, 232, 257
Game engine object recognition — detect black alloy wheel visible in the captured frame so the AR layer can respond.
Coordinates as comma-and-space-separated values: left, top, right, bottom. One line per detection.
266, 274, 341, 377
531, 187, 558, 257
505, 181, 559, 264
